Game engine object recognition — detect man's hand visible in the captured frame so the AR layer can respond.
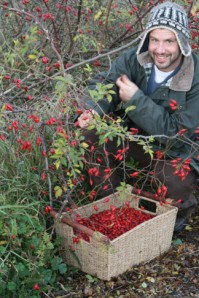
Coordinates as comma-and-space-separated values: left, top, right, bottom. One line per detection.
78, 109, 99, 128
116, 74, 138, 103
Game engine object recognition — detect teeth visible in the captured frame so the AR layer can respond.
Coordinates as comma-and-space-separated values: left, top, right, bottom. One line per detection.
157, 56, 166, 58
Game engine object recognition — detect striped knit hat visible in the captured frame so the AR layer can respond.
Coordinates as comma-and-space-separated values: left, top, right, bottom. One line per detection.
137, 1, 191, 56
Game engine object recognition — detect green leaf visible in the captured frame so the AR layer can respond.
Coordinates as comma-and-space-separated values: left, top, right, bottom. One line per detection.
18, 222, 27, 234
58, 263, 67, 274
117, 137, 121, 147
15, 262, 26, 272
106, 94, 112, 102
172, 238, 183, 246
141, 282, 148, 288
51, 257, 62, 270
125, 106, 136, 113
108, 90, 116, 94
54, 186, 63, 198
149, 136, 155, 142
68, 249, 82, 268
7, 282, 16, 292
42, 269, 53, 283
185, 225, 192, 231
61, 157, 67, 166
106, 83, 115, 89
54, 76, 66, 82
85, 274, 98, 283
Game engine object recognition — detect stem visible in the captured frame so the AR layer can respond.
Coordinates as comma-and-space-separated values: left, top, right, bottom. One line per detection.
99, 0, 114, 54
75, 0, 83, 33
64, 9, 74, 55
40, 126, 53, 207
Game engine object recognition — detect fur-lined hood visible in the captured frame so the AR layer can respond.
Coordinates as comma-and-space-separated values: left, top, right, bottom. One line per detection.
137, 51, 194, 92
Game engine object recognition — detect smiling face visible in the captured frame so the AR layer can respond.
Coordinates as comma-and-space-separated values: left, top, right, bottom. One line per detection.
148, 28, 182, 72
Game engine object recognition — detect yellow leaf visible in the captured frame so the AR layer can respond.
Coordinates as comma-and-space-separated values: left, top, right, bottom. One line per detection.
28, 54, 37, 60
54, 186, 63, 198
14, 39, 19, 46
146, 277, 156, 283
1, 104, 6, 112
185, 225, 193, 231
0, 240, 7, 245
81, 142, 89, 148
55, 160, 61, 170
94, 10, 102, 20
55, 148, 63, 155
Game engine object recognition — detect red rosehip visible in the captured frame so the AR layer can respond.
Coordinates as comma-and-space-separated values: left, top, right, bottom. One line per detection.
0, 134, 6, 142
49, 148, 55, 155
41, 57, 49, 64
5, 104, 13, 111
33, 284, 40, 290
45, 206, 52, 213
36, 6, 41, 12
77, 108, 83, 115
4, 75, 10, 80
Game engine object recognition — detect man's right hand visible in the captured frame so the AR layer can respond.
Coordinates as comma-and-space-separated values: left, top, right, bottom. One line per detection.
78, 109, 99, 128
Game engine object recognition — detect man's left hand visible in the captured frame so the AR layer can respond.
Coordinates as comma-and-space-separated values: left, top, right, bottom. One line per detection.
116, 74, 138, 103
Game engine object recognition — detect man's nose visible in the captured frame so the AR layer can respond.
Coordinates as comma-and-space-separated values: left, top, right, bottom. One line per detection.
155, 43, 166, 54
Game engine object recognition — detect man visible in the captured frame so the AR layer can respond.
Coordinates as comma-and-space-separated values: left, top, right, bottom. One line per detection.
77, 2, 199, 231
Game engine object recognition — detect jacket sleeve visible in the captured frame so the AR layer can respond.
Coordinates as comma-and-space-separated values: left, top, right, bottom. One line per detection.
79, 48, 138, 116
122, 83, 199, 146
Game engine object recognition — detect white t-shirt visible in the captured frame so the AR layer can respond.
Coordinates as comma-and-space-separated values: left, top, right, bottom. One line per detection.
154, 65, 174, 83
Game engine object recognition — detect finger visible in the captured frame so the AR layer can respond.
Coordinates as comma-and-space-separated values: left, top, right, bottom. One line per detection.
116, 76, 125, 88
78, 119, 88, 128
121, 74, 133, 86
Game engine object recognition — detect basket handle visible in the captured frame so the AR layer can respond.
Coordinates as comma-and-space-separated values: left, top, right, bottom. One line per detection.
131, 187, 160, 215
131, 187, 176, 214
131, 187, 157, 200
50, 210, 110, 244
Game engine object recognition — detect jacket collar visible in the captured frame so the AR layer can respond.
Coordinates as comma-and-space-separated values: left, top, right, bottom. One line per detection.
137, 51, 194, 92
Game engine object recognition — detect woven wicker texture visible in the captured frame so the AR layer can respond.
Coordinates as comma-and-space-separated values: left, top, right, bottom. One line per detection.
55, 189, 178, 280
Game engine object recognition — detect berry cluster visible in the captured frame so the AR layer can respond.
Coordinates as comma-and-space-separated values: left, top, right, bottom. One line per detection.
75, 204, 154, 242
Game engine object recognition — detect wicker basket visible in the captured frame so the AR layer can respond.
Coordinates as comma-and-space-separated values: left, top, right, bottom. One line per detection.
55, 188, 178, 280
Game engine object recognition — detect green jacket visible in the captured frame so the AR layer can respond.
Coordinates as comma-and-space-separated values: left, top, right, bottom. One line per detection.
81, 48, 199, 173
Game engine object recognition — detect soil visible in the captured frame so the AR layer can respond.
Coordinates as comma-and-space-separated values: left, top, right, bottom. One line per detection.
52, 210, 199, 298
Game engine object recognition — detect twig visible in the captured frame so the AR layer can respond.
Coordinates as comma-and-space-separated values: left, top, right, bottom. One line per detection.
109, 0, 161, 49
99, 0, 114, 54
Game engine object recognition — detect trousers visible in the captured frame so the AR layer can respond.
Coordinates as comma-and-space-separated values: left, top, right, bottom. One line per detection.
81, 129, 198, 217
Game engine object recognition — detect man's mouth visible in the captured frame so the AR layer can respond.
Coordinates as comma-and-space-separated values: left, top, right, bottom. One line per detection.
155, 55, 168, 63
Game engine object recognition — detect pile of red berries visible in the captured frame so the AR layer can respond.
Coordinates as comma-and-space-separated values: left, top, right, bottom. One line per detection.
75, 203, 155, 242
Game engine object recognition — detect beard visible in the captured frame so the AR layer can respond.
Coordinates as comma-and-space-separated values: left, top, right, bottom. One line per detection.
149, 51, 182, 72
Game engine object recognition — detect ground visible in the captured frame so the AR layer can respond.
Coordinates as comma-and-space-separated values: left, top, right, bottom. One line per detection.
51, 208, 199, 298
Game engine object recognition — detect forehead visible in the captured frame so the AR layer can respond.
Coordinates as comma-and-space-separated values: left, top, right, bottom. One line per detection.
149, 28, 177, 40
